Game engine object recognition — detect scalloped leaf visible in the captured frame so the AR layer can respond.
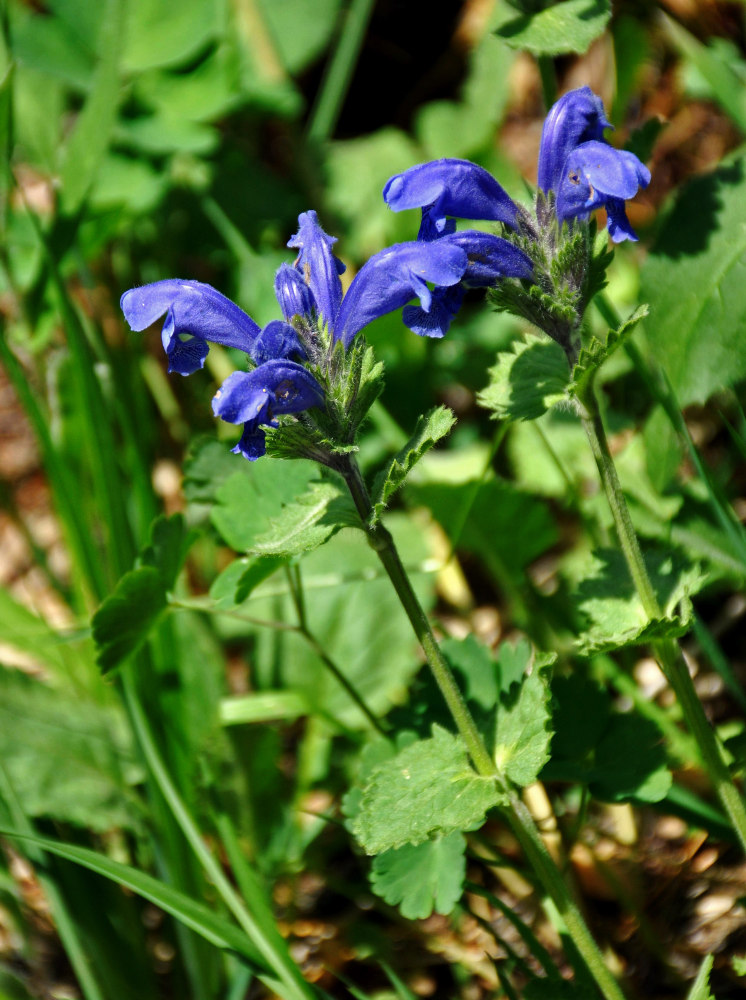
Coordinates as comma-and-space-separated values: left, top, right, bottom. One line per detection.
249, 480, 359, 558
478, 337, 569, 422
574, 548, 705, 654
494, 640, 555, 788
370, 832, 466, 920
370, 406, 456, 523
495, 0, 611, 57
351, 725, 503, 855
570, 304, 649, 400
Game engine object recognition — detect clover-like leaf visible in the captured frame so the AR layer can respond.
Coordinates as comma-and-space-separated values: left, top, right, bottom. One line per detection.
570, 304, 649, 401
478, 337, 569, 422
370, 406, 456, 523
370, 832, 467, 920
351, 725, 503, 855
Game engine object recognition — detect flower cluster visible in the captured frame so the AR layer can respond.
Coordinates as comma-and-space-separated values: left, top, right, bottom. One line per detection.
121, 87, 650, 461
383, 86, 650, 356
122, 211, 475, 460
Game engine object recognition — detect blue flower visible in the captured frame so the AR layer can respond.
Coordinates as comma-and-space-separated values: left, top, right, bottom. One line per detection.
382, 161, 534, 336
538, 88, 650, 241
537, 85, 612, 195
212, 359, 325, 461
383, 159, 520, 237
285, 210, 471, 346
384, 86, 650, 246
122, 211, 475, 459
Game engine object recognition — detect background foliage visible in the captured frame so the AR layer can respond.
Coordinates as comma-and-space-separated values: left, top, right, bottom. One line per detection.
2, 1, 746, 998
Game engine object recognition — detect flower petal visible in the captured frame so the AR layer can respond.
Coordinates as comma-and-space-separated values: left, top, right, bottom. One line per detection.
287, 211, 345, 333
556, 141, 650, 234
403, 285, 465, 339
537, 86, 612, 194
274, 263, 317, 322
604, 198, 639, 243
212, 360, 324, 426
335, 240, 468, 347
383, 159, 519, 230
121, 279, 260, 375
232, 426, 267, 461
252, 320, 305, 365
438, 231, 533, 286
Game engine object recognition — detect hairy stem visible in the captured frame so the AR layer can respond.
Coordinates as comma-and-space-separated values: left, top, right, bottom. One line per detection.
340, 454, 627, 1000
578, 387, 746, 853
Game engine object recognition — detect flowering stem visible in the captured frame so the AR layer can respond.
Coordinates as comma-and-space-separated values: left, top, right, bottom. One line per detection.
577, 387, 746, 853
340, 454, 627, 1000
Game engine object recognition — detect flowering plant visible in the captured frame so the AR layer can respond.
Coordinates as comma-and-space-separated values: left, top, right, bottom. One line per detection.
384, 86, 650, 360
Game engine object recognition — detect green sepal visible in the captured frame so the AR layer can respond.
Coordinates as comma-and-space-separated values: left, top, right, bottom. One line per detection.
370, 406, 456, 523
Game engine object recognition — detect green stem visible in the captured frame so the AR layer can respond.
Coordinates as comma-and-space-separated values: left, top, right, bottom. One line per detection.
340, 455, 627, 1000
507, 796, 626, 1000
578, 386, 746, 853
306, 0, 376, 141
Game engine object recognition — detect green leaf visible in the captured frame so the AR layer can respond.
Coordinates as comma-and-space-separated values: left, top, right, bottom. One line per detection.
123, 0, 223, 73
210, 555, 287, 608
494, 640, 554, 788
351, 725, 502, 855
544, 676, 672, 804
478, 337, 569, 422
371, 406, 456, 523
574, 548, 705, 654
140, 513, 196, 590
255, 0, 341, 74
732, 955, 746, 977
570, 305, 649, 401
591, 714, 672, 803
495, 0, 611, 57
209, 458, 326, 551
370, 832, 466, 919
59, 0, 125, 214
92, 567, 167, 673
0, 828, 268, 975
229, 517, 433, 728
0, 587, 88, 674
687, 955, 715, 1000
0, 667, 141, 831
92, 514, 195, 672
641, 159, 746, 406
250, 480, 358, 558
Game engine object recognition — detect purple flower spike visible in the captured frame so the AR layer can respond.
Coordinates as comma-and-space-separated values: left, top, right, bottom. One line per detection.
335, 240, 469, 347
556, 140, 651, 242
537, 86, 612, 194
287, 211, 346, 333
121, 279, 261, 375
212, 359, 325, 462
383, 159, 519, 232
274, 262, 316, 322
